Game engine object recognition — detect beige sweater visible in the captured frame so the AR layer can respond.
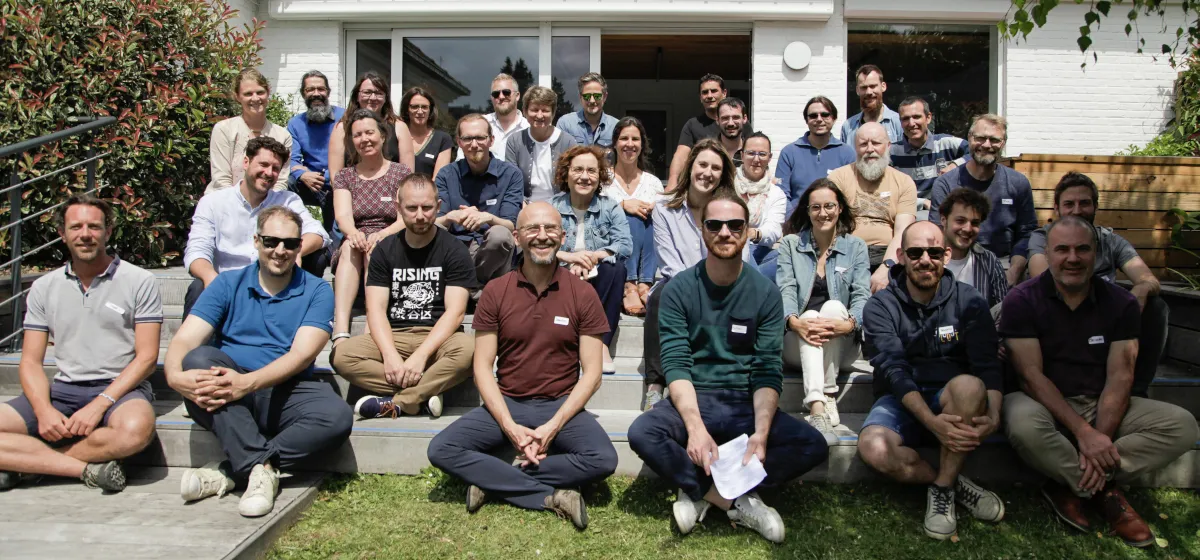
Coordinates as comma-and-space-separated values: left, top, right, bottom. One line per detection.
206, 116, 292, 194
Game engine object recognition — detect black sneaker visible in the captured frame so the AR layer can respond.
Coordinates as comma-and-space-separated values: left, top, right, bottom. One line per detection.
81, 460, 126, 492
354, 395, 399, 419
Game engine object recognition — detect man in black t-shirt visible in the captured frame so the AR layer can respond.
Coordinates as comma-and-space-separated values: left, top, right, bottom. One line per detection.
666, 74, 752, 189
332, 174, 478, 418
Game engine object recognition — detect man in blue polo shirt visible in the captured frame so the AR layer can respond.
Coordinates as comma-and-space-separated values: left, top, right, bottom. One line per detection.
164, 206, 352, 518
287, 70, 346, 235
436, 113, 523, 287
889, 97, 969, 201
556, 72, 619, 148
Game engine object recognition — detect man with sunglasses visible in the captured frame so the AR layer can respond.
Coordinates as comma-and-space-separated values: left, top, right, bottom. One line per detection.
775, 96, 856, 215
458, 73, 528, 163
166, 206, 352, 518
858, 221, 1005, 541
629, 191, 828, 543
184, 136, 331, 316
556, 72, 619, 148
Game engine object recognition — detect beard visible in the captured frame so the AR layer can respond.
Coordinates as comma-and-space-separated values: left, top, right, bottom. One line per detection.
707, 237, 746, 260
405, 220, 432, 236
722, 126, 741, 139
305, 96, 332, 122
854, 152, 890, 182
972, 149, 998, 166
527, 241, 559, 265
906, 263, 941, 291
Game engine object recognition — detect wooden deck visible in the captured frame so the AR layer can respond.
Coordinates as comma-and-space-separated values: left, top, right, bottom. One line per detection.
0, 467, 324, 560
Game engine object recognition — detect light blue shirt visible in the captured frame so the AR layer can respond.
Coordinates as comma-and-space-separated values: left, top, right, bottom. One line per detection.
183, 184, 330, 274
840, 104, 904, 144
556, 110, 619, 147
550, 192, 632, 263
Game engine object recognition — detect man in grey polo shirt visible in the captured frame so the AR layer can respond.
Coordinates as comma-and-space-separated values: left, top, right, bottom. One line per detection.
1026, 172, 1165, 397
0, 194, 163, 493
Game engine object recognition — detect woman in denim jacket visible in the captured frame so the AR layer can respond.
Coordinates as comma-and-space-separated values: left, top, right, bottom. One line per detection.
777, 178, 871, 443
551, 145, 633, 373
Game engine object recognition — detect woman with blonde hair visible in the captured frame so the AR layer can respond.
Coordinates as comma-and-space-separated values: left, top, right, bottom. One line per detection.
207, 68, 293, 193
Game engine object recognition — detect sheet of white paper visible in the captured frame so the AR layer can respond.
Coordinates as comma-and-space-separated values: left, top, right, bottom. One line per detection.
710, 433, 768, 500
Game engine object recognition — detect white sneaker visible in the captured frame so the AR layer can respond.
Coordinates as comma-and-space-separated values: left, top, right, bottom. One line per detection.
727, 492, 785, 543
956, 475, 1005, 522
824, 395, 841, 426
180, 462, 235, 502
924, 485, 957, 540
644, 390, 663, 411
238, 464, 280, 518
672, 490, 711, 535
426, 395, 443, 418
806, 412, 837, 446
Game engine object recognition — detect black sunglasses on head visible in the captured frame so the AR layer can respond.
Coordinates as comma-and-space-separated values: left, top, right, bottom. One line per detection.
491, 89, 513, 99
259, 235, 302, 251
703, 219, 746, 234
904, 246, 946, 260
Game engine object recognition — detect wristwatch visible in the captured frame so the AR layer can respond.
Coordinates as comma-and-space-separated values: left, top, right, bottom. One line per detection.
883, 258, 896, 269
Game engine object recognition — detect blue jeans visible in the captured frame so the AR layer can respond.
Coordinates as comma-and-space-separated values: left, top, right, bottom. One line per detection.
861, 388, 946, 447
752, 245, 779, 285
625, 214, 658, 284
628, 389, 829, 501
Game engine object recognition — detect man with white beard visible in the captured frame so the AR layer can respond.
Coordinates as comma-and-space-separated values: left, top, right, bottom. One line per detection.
829, 122, 918, 293
927, 114, 1037, 287
287, 70, 346, 235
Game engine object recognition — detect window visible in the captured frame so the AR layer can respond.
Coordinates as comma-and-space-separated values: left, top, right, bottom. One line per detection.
551, 36, 591, 115
847, 24, 992, 138
402, 36, 539, 131
354, 39, 392, 84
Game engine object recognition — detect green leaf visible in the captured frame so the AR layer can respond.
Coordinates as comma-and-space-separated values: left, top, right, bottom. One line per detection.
1014, 8, 1029, 23
1125, 23, 1133, 34
1033, 5, 1047, 27
1097, 1, 1111, 16
997, 21, 1009, 36
1020, 20, 1035, 37
1077, 35, 1093, 52
1084, 11, 1100, 25
1128, 8, 1138, 21
1080, 25, 1091, 36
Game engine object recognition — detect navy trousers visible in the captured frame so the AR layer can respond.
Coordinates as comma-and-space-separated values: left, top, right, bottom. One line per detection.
628, 389, 829, 501
427, 396, 618, 510
589, 260, 626, 347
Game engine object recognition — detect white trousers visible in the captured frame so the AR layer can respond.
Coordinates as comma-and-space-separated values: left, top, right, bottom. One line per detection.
782, 300, 860, 408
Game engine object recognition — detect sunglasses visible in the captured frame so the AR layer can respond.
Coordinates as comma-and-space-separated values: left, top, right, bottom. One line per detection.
259, 235, 302, 251
581, 93, 603, 102
703, 219, 746, 234
806, 111, 832, 120
904, 246, 946, 260
491, 89, 513, 99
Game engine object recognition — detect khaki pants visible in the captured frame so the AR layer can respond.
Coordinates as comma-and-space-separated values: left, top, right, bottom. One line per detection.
467, 226, 515, 285
1003, 391, 1198, 497
331, 328, 474, 414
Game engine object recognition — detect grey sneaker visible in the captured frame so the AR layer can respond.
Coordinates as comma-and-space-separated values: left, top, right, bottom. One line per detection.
644, 390, 663, 411
672, 490, 712, 535
81, 460, 126, 492
824, 395, 841, 426
924, 485, 957, 540
806, 412, 837, 446
466, 484, 486, 514
238, 464, 280, 518
181, 462, 235, 502
543, 489, 588, 530
956, 475, 1005, 522
426, 395, 444, 418
727, 492, 785, 543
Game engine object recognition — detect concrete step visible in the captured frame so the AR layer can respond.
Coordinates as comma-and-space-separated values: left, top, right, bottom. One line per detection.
95, 398, 1200, 488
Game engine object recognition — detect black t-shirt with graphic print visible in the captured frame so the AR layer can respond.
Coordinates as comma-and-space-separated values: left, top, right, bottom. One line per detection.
366, 227, 478, 329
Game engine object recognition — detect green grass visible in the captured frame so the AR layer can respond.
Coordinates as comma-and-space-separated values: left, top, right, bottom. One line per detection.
268, 471, 1200, 560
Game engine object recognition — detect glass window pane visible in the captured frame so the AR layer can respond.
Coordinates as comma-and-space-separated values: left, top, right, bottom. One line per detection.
551, 36, 591, 116
402, 37, 539, 133
847, 24, 991, 137
355, 39, 392, 86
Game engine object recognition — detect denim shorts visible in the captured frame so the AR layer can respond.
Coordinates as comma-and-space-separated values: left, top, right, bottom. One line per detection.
4, 379, 153, 439
861, 388, 945, 447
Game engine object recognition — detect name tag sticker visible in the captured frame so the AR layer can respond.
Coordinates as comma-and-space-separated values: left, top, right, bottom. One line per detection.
554, 316, 570, 326
880, 192, 891, 199
486, 198, 498, 206
1088, 335, 1105, 345
937, 326, 955, 336
105, 302, 126, 315
1002, 198, 1013, 205
381, 196, 392, 202
731, 325, 748, 334
424, 152, 435, 159
835, 266, 847, 273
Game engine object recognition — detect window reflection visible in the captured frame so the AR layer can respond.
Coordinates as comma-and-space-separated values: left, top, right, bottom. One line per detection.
551, 36, 591, 117
847, 24, 991, 138
402, 37, 539, 132
355, 39, 392, 87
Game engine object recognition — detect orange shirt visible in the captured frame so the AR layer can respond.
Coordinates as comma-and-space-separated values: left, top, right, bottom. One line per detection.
828, 164, 918, 247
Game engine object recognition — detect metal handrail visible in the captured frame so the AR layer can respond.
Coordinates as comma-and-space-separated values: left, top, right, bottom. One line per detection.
1, 116, 116, 351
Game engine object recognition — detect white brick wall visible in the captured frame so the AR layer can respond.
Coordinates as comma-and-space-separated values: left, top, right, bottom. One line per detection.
224, 0, 259, 35
1004, 4, 1181, 156
751, 5, 848, 156
257, 20, 343, 113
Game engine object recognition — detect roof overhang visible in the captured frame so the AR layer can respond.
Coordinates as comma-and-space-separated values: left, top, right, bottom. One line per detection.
268, 0, 836, 22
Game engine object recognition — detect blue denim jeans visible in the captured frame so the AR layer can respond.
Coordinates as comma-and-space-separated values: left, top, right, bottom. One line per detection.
625, 214, 658, 284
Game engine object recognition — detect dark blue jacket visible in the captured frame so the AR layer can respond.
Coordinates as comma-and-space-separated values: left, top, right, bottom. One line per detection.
863, 266, 1001, 400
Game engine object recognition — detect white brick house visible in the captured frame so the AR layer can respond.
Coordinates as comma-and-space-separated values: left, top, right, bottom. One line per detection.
234, 0, 1183, 161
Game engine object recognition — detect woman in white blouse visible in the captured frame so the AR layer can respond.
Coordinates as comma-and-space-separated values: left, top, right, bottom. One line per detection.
735, 132, 788, 283
206, 68, 292, 193
603, 117, 664, 315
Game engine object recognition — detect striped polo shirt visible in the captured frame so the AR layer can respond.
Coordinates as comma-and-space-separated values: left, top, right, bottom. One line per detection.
890, 133, 970, 197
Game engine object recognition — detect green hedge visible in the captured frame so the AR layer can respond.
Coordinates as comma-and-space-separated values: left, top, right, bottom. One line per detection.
0, 0, 263, 266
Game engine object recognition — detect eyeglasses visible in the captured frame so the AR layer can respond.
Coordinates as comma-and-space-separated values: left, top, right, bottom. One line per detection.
258, 235, 302, 251
359, 90, 386, 99
703, 219, 746, 235
806, 111, 832, 120
519, 224, 562, 236
459, 135, 489, 144
581, 93, 604, 102
408, 104, 430, 111
904, 246, 946, 260
808, 202, 839, 214
570, 166, 599, 176
303, 86, 329, 94
971, 135, 1004, 145
744, 151, 771, 159
491, 89, 513, 99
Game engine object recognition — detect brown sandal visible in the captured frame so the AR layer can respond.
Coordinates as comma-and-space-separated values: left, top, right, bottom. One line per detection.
623, 282, 645, 316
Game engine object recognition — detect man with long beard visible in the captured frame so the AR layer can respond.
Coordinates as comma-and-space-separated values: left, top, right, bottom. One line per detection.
858, 221, 1005, 541
287, 70, 346, 234
928, 114, 1037, 286
829, 122, 918, 292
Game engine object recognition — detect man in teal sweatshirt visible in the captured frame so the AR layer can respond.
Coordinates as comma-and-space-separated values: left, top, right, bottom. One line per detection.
628, 188, 829, 544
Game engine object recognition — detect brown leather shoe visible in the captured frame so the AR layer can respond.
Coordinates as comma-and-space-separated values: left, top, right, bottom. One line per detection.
1091, 487, 1154, 548
1041, 482, 1090, 533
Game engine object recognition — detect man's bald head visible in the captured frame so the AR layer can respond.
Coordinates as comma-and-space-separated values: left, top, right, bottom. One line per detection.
517, 201, 561, 229
516, 202, 563, 266
856, 122, 889, 147
902, 220, 946, 249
